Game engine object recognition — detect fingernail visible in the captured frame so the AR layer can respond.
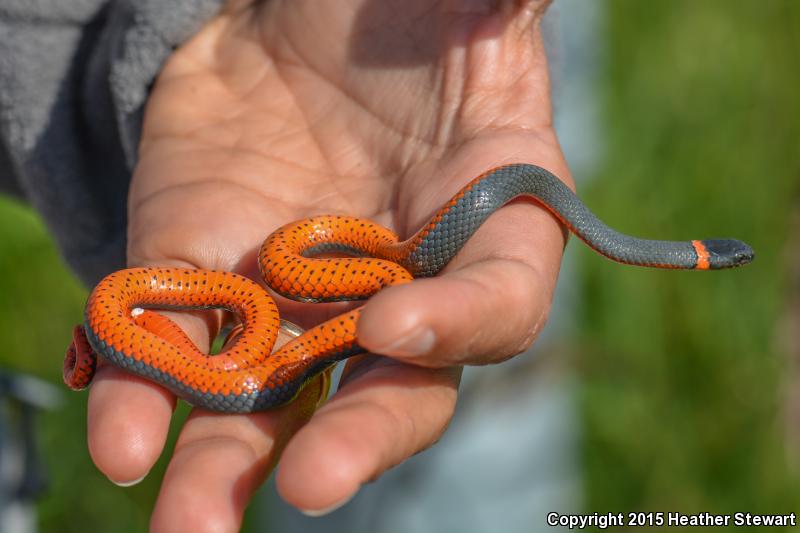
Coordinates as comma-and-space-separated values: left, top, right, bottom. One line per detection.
374, 327, 436, 357
300, 493, 355, 517
110, 472, 148, 487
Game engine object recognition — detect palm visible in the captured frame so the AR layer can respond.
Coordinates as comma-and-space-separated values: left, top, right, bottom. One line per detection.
89, 1, 566, 530
130, 0, 559, 273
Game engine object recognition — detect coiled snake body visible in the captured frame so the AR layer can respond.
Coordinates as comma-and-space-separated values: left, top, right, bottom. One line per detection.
63, 164, 754, 412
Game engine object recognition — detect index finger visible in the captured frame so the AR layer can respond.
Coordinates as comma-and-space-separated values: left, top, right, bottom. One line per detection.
358, 150, 572, 367
358, 198, 567, 367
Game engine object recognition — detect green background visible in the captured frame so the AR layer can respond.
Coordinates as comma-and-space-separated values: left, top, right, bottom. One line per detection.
580, 0, 800, 521
0, 0, 797, 531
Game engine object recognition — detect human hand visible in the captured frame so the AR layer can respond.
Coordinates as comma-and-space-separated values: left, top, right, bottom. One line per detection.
84, 0, 570, 530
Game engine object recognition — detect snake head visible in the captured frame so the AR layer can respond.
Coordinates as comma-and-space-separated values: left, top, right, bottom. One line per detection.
702, 239, 755, 269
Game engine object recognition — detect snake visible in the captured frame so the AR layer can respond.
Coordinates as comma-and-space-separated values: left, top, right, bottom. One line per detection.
62, 164, 754, 412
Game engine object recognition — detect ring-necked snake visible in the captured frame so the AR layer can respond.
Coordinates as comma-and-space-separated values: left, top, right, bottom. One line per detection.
63, 164, 754, 412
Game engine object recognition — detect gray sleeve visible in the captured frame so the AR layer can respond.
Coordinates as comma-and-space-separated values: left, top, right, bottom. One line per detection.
0, 0, 224, 287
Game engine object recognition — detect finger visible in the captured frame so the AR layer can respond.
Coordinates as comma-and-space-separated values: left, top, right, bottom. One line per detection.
276, 357, 461, 514
149, 373, 327, 533
87, 364, 176, 485
86, 309, 213, 485
358, 199, 565, 366
87, 252, 220, 485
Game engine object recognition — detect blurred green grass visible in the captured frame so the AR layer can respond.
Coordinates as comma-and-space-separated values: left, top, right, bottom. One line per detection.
0, 195, 193, 532
578, 0, 800, 526
0, 0, 797, 531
